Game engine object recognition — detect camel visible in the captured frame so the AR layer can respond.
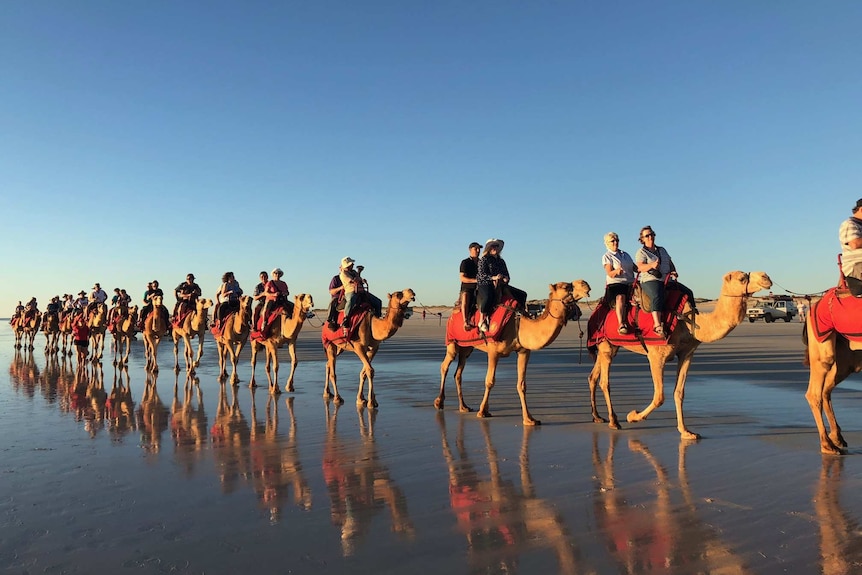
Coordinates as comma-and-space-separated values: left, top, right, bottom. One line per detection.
589, 270, 772, 440
87, 303, 108, 362
435, 280, 591, 425
111, 306, 138, 367
323, 288, 416, 408
138, 371, 170, 452
171, 298, 213, 374
249, 294, 314, 395
20, 312, 41, 351
803, 290, 862, 455
214, 295, 252, 384
11, 314, 24, 349
59, 313, 74, 356
107, 366, 135, 438
141, 295, 170, 372
42, 312, 60, 354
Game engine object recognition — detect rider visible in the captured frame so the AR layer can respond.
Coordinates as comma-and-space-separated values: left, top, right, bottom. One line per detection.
138, 280, 166, 330
260, 268, 290, 331
11, 301, 24, 324
87, 283, 108, 319
325, 270, 345, 329
252, 271, 269, 328
213, 272, 243, 330
340, 257, 382, 327
459, 242, 482, 330
839, 198, 862, 296
476, 239, 527, 333
23, 297, 39, 322
46, 296, 61, 321
74, 291, 88, 312
173, 273, 201, 321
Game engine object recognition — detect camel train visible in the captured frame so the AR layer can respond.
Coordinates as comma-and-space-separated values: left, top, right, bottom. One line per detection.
13, 258, 862, 456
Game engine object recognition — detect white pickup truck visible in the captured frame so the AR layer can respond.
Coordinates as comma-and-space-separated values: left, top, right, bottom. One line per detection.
747, 299, 798, 323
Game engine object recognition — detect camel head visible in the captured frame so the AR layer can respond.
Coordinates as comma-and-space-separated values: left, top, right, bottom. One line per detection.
196, 298, 213, 312
295, 293, 314, 315
387, 289, 416, 310
721, 271, 772, 297
569, 279, 591, 301
152, 294, 163, 307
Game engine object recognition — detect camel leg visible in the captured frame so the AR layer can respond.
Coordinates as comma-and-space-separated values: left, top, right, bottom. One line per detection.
269, 343, 282, 395
193, 332, 204, 368
805, 333, 844, 455
477, 352, 500, 418
285, 341, 297, 393
627, 354, 667, 425
822, 368, 848, 449
453, 348, 474, 413
173, 333, 181, 373
516, 349, 539, 426
217, 343, 228, 381
672, 351, 700, 440
435, 344, 457, 410
249, 342, 260, 388
229, 343, 242, 384
590, 345, 621, 429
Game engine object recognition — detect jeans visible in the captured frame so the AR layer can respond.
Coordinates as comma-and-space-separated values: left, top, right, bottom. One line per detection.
640, 280, 665, 312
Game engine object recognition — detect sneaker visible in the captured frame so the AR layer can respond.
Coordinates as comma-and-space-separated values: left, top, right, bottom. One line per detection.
653, 324, 666, 337
618, 325, 629, 335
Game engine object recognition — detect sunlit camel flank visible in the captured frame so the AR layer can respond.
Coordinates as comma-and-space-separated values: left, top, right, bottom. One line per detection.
435, 280, 591, 426
42, 312, 60, 354
214, 295, 252, 384
171, 298, 213, 374
142, 295, 170, 372
111, 305, 138, 367
589, 271, 772, 440
323, 289, 415, 408
88, 303, 108, 362
249, 293, 314, 395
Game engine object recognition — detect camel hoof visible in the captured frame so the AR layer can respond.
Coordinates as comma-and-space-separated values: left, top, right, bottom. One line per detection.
249, 380, 258, 389
821, 444, 847, 456
286, 385, 295, 393
608, 420, 621, 430
335, 396, 344, 405
524, 419, 541, 426
356, 397, 365, 406
592, 415, 607, 424
477, 411, 492, 419
626, 410, 640, 423
434, 398, 444, 410
323, 390, 332, 400
680, 431, 701, 441
459, 405, 474, 413
271, 387, 282, 396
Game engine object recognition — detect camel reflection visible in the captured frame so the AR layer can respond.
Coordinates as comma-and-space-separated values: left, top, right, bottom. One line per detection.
323, 402, 414, 556
439, 415, 581, 575
248, 393, 312, 523
107, 366, 136, 439
813, 458, 862, 575
137, 371, 170, 453
9, 349, 40, 397
592, 434, 750, 574
211, 382, 251, 494
171, 372, 208, 476
83, 363, 107, 437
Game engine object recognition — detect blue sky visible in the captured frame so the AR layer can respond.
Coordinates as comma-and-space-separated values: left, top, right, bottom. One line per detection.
2, 1, 860, 313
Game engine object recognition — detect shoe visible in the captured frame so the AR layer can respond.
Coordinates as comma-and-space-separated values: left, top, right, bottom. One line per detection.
618, 325, 629, 335
327, 321, 338, 331
478, 319, 489, 333
653, 325, 666, 337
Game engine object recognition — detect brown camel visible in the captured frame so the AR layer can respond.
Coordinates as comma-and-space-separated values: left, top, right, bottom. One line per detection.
142, 295, 170, 372
171, 298, 213, 374
42, 312, 60, 354
59, 313, 74, 356
214, 295, 252, 384
803, 290, 862, 455
435, 280, 591, 425
87, 303, 108, 363
323, 289, 416, 408
11, 314, 25, 349
249, 293, 314, 395
589, 271, 772, 440
20, 312, 41, 351
111, 305, 138, 367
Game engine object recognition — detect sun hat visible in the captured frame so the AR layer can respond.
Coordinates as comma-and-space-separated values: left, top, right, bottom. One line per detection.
341, 257, 355, 268
272, 268, 283, 276
483, 238, 504, 253
78, 290, 86, 296
855, 198, 862, 211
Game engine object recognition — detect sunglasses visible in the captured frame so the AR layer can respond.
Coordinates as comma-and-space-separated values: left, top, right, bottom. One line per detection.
642, 233, 655, 239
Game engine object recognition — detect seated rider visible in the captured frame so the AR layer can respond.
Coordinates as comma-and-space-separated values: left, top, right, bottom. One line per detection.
23, 297, 39, 322
339, 257, 383, 327
459, 242, 481, 330
46, 296, 61, 320
138, 280, 168, 330
476, 239, 527, 333
252, 271, 269, 328
173, 273, 201, 320
325, 271, 344, 329
213, 272, 243, 329
12, 301, 24, 324
260, 268, 290, 331
87, 283, 108, 319
840, 198, 862, 296
74, 291, 88, 311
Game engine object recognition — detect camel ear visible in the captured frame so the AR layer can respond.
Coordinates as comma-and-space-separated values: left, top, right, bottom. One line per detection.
549, 284, 555, 292
724, 272, 733, 283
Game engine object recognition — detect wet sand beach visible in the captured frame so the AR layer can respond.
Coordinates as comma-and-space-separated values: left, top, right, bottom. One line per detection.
4, 309, 862, 574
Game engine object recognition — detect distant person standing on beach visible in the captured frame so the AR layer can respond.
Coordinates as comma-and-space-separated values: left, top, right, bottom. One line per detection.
602, 232, 635, 335
798, 300, 808, 323
459, 242, 481, 330
839, 198, 862, 296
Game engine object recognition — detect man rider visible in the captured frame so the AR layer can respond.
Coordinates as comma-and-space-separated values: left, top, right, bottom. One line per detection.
173, 274, 202, 320
840, 198, 862, 296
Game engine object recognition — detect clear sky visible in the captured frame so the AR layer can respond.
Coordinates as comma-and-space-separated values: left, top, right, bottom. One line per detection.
2, 1, 860, 313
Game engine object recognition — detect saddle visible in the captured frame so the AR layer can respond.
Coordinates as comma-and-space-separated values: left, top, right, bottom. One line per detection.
810, 287, 862, 343
587, 286, 689, 353
171, 307, 194, 330
321, 304, 372, 347
446, 294, 520, 345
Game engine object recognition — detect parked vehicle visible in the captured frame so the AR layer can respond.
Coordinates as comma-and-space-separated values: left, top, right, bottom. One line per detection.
747, 299, 798, 323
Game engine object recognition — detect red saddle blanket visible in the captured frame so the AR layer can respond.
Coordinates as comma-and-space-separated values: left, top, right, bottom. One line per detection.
587, 287, 688, 349
171, 307, 194, 330
445, 295, 520, 345
810, 287, 862, 343
321, 306, 371, 347
210, 310, 240, 338
250, 305, 287, 342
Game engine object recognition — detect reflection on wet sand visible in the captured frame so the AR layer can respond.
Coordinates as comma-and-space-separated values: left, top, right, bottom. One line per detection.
137, 371, 170, 453
813, 458, 862, 575
249, 394, 312, 523
211, 382, 251, 493
8, 349, 40, 397
591, 434, 750, 574
171, 372, 208, 477
438, 416, 582, 574
323, 402, 414, 556
107, 366, 136, 439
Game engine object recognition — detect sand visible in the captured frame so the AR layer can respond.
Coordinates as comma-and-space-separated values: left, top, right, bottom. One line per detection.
3, 308, 862, 575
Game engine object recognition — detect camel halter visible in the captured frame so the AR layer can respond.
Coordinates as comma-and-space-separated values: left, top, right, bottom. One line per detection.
545, 295, 576, 322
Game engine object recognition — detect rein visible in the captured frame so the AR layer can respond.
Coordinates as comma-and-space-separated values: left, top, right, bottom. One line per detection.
545, 296, 575, 321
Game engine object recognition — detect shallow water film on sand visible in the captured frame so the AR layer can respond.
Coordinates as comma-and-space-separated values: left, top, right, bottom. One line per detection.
3, 320, 862, 574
